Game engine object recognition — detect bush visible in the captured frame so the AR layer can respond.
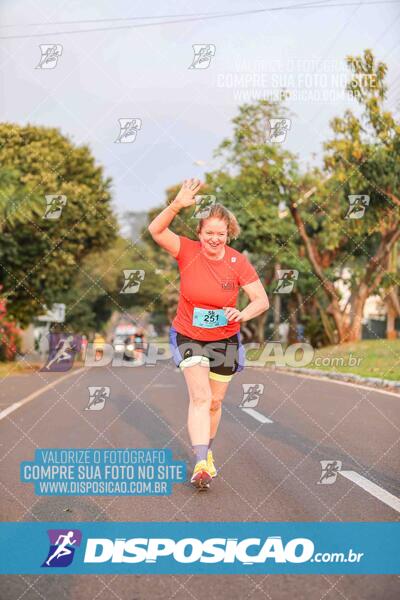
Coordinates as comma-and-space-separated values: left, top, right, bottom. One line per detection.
0, 286, 20, 361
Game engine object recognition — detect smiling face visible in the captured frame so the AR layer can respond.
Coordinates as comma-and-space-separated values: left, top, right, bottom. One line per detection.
198, 217, 228, 255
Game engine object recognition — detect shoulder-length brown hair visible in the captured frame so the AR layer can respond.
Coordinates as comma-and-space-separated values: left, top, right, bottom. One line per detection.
196, 203, 240, 243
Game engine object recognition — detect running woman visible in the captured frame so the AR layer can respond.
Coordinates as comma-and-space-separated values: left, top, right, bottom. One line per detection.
148, 179, 269, 490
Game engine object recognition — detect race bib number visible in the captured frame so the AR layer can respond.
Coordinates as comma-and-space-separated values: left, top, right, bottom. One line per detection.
192, 308, 228, 329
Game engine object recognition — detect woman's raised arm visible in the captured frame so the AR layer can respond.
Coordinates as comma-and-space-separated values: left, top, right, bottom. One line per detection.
148, 178, 202, 258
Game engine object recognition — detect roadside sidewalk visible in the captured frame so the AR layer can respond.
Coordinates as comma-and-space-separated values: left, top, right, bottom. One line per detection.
271, 365, 400, 393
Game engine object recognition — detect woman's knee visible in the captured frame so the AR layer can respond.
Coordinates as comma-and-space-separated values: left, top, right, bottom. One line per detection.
190, 386, 212, 408
210, 396, 223, 413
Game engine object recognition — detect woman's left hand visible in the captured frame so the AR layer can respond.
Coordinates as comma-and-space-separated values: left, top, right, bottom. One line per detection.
223, 307, 243, 323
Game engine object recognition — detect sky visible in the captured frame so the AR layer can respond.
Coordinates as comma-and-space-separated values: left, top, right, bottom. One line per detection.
1, 0, 399, 228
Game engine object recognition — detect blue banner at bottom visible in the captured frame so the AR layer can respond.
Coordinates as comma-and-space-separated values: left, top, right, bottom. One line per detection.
0, 522, 398, 574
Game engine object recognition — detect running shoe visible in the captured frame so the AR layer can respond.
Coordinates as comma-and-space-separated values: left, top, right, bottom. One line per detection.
207, 450, 217, 478
190, 460, 212, 490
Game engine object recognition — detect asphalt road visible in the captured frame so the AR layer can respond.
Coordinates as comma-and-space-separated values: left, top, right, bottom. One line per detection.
0, 360, 399, 599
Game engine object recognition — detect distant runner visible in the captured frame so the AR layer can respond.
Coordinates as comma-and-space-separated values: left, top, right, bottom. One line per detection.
148, 179, 269, 490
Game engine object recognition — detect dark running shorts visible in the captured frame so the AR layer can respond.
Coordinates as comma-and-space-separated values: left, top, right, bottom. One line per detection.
169, 326, 245, 382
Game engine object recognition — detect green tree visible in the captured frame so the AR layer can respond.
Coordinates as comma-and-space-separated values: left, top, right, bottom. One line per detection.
288, 50, 400, 342
57, 227, 172, 335
0, 123, 118, 327
205, 101, 313, 342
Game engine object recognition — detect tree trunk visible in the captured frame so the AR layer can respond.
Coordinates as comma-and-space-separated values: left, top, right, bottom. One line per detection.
289, 197, 400, 345
295, 291, 307, 320
240, 322, 253, 344
347, 316, 364, 342
240, 317, 265, 343
288, 297, 298, 343
346, 284, 369, 342
326, 300, 346, 344
255, 312, 268, 343
273, 263, 281, 340
385, 245, 399, 340
385, 287, 399, 340
386, 300, 396, 340
316, 300, 336, 345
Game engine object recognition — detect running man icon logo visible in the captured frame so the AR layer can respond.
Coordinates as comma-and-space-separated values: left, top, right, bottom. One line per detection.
42, 529, 82, 568
344, 195, 370, 220
36, 44, 63, 69
41, 333, 82, 372
193, 195, 216, 219
317, 460, 342, 485
85, 386, 110, 411
120, 269, 145, 294
189, 44, 216, 69
273, 270, 299, 294
43, 194, 67, 220
266, 118, 291, 144
240, 384, 264, 408
115, 118, 142, 143
43, 194, 67, 221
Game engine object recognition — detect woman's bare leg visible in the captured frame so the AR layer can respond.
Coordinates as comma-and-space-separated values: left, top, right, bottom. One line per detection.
209, 378, 230, 441
182, 363, 212, 445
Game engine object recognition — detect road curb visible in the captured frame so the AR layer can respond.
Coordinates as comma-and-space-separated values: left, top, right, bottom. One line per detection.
271, 366, 400, 391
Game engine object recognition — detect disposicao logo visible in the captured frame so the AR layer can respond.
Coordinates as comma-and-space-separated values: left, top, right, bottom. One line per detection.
42, 529, 82, 567
83, 536, 314, 564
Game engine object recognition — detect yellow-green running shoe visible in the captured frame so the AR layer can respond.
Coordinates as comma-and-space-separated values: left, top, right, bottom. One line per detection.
207, 450, 217, 478
190, 459, 212, 490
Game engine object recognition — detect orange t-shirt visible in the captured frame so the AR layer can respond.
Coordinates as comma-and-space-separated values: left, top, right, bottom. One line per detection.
172, 235, 259, 341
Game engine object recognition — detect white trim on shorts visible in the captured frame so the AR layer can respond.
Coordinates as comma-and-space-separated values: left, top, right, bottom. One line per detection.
179, 355, 210, 370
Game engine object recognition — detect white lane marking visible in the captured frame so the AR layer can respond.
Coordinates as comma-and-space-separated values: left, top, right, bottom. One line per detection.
340, 470, 400, 513
256, 368, 400, 398
0, 368, 85, 421
241, 407, 273, 424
